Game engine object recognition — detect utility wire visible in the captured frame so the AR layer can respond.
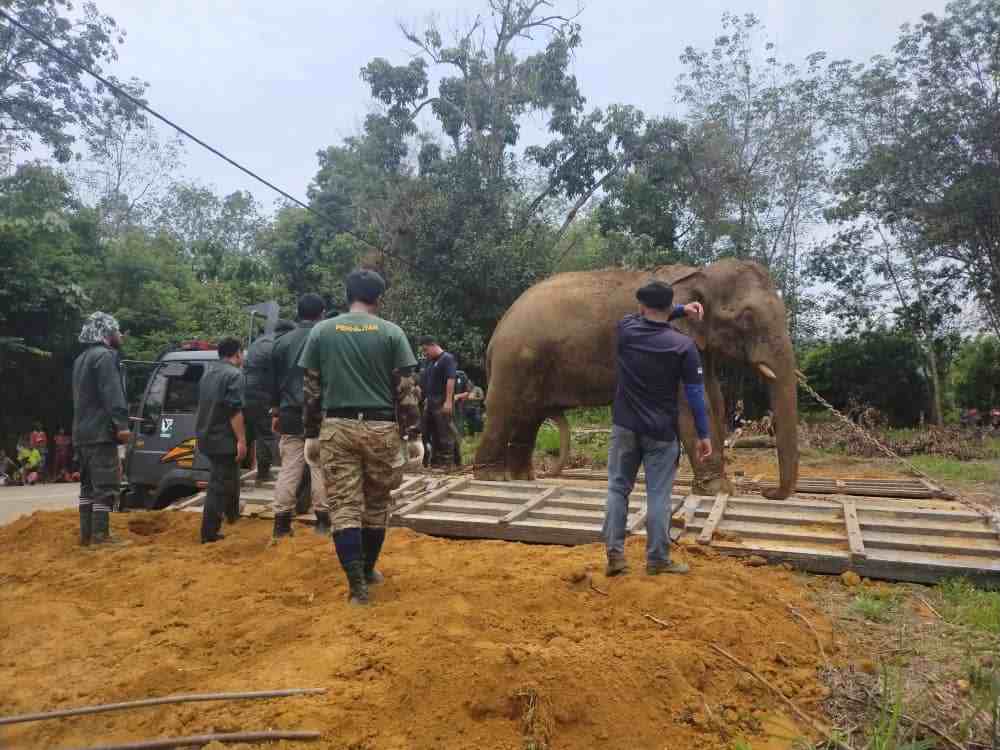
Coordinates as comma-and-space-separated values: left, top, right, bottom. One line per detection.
0, 7, 377, 249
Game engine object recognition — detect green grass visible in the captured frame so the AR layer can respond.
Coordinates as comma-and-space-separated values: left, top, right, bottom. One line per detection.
867, 667, 936, 750
851, 588, 902, 623
906, 455, 1000, 482
937, 578, 1000, 634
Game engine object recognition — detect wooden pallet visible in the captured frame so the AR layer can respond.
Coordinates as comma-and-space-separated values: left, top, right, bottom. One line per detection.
390, 478, 1000, 586
557, 468, 943, 499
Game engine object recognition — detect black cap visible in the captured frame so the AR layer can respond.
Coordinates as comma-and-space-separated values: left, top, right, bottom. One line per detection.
636, 280, 674, 310
345, 269, 386, 304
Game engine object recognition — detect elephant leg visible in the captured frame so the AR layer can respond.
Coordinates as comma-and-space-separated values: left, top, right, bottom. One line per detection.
506, 414, 544, 481
474, 413, 511, 480
678, 385, 730, 497
703, 354, 732, 494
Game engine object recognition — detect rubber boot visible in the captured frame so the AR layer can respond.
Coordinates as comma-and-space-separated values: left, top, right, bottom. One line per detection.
333, 528, 368, 606
270, 511, 294, 544
344, 560, 369, 606
362, 527, 386, 585
79, 504, 93, 547
92, 510, 130, 547
313, 510, 332, 537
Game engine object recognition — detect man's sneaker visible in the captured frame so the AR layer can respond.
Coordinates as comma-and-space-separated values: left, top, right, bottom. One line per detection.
646, 560, 690, 575
605, 556, 630, 577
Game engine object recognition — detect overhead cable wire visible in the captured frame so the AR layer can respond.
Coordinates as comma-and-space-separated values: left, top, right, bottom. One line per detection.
0, 7, 377, 249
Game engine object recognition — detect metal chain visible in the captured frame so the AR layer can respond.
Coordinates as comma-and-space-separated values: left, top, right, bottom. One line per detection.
796, 373, 1000, 529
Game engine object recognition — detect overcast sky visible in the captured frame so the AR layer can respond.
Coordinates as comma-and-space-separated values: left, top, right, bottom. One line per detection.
88, 0, 948, 204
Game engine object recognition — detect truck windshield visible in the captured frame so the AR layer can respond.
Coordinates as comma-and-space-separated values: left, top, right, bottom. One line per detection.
143, 362, 206, 422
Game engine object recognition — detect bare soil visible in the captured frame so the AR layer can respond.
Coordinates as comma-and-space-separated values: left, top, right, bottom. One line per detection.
0, 509, 837, 750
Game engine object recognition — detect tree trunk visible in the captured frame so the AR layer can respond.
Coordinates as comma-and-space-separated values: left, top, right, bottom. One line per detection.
925, 341, 944, 427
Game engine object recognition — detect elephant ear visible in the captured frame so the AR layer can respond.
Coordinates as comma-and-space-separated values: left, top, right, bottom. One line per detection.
659, 266, 707, 350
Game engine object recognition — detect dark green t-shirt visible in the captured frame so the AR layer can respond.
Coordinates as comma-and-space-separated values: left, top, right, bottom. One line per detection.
298, 312, 417, 411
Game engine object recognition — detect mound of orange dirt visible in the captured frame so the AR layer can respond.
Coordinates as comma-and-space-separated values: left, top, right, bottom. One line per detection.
0, 511, 834, 749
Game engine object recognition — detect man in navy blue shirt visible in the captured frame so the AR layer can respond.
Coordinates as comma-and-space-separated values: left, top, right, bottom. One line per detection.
418, 336, 459, 467
603, 280, 712, 576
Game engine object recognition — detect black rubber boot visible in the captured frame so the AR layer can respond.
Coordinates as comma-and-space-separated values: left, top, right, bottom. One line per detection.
270, 511, 294, 543
79, 504, 93, 547
92, 510, 129, 547
344, 560, 369, 606
313, 510, 332, 536
362, 527, 387, 585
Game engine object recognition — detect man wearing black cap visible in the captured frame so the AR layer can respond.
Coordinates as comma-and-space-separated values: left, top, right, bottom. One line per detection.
299, 270, 422, 606
269, 294, 330, 541
602, 280, 712, 577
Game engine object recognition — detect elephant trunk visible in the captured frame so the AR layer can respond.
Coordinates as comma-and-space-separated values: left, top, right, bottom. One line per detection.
763, 373, 799, 500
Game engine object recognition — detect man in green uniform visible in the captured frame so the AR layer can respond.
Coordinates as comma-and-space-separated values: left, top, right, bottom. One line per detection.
301, 270, 422, 606
72, 311, 131, 546
243, 319, 294, 483
195, 337, 247, 544
269, 293, 330, 539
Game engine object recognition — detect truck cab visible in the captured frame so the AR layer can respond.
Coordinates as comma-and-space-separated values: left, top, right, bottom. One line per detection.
123, 343, 219, 509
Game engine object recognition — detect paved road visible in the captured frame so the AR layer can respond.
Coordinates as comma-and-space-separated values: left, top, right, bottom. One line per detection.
0, 483, 79, 526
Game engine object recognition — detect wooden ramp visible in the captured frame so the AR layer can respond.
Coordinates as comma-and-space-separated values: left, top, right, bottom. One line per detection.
391, 478, 1000, 586
558, 468, 943, 499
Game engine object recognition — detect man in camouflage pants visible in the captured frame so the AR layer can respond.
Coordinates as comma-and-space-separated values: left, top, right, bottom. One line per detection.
300, 270, 422, 606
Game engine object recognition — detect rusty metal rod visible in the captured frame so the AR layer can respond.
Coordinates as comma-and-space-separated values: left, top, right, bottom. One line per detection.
61, 730, 321, 750
0, 688, 326, 726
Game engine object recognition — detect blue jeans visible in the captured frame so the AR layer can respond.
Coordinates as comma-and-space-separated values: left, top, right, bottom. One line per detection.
602, 424, 680, 563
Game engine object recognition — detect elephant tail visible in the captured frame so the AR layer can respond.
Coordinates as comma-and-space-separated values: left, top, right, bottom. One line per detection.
546, 413, 571, 477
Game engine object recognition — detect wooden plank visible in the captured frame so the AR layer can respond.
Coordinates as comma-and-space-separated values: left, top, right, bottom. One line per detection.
842, 499, 867, 562
863, 531, 1000, 558
394, 477, 470, 517
427, 499, 519, 516
857, 514, 999, 540
499, 486, 560, 525
698, 493, 729, 545
685, 519, 846, 547
628, 504, 647, 534
681, 494, 702, 529
532, 507, 605, 523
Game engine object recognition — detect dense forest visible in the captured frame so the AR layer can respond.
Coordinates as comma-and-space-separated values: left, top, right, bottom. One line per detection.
2, 0, 1000, 443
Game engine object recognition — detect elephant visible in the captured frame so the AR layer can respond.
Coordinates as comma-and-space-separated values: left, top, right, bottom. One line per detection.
472, 259, 799, 500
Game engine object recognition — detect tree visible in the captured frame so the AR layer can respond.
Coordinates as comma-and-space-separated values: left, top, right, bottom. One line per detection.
155, 182, 269, 284
672, 14, 830, 338
0, 0, 123, 162
809, 222, 964, 425
950, 336, 1000, 412
801, 331, 931, 426
69, 77, 184, 239
825, 0, 1000, 336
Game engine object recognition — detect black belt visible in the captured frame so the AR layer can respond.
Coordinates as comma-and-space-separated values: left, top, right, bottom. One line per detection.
325, 408, 396, 422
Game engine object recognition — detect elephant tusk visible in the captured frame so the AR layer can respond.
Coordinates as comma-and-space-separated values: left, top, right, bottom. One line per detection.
757, 363, 778, 380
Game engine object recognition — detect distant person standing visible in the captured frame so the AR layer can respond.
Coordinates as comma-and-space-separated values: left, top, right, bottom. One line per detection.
602, 283, 709, 577
269, 293, 330, 541
418, 336, 458, 468
458, 380, 485, 435
30, 424, 48, 481
72, 312, 131, 546
53, 427, 73, 481
243, 320, 295, 483
195, 338, 247, 544
301, 270, 422, 606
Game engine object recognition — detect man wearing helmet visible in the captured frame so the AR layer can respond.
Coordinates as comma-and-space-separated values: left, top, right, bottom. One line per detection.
72, 312, 131, 547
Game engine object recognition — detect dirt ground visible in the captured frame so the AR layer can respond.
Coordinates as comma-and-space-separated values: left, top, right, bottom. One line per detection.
0, 509, 837, 750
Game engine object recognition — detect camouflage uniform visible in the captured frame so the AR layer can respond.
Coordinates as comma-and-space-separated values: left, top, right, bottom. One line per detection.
300, 270, 420, 606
